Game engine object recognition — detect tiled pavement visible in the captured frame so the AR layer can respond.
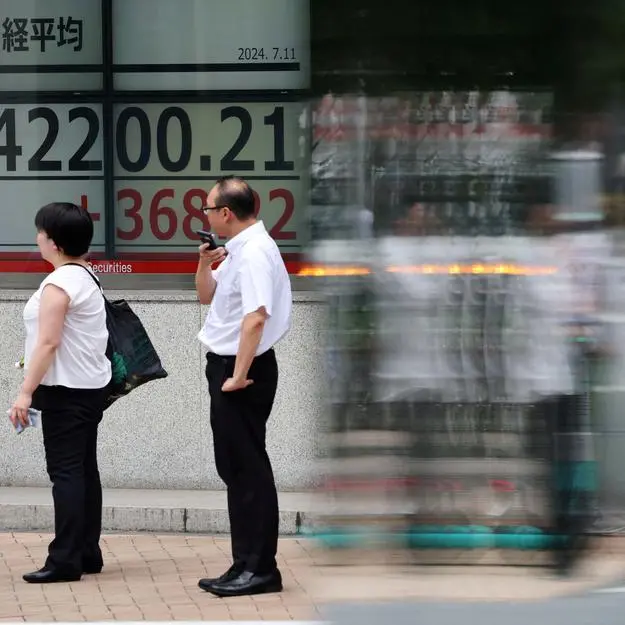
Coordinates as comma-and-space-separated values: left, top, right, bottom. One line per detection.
0, 534, 319, 622
2, 533, 625, 622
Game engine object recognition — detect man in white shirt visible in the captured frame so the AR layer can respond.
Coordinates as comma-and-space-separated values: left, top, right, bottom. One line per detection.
195, 176, 292, 597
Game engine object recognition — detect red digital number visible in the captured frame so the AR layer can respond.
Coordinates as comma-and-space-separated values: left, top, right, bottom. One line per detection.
115, 186, 297, 244
149, 188, 177, 240
269, 188, 296, 240
182, 188, 210, 239
116, 188, 143, 240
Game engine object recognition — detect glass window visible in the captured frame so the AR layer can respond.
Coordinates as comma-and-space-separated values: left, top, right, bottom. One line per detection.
112, 0, 310, 92
0, 0, 103, 91
0, 0, 311, 288
113, 101, 307, 260
0, 102, 106, 264
306, 0, 622, 249
1, 0, 623, 287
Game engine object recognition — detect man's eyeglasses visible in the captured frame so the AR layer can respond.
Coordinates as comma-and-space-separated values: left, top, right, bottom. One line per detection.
202, 204, 228, 214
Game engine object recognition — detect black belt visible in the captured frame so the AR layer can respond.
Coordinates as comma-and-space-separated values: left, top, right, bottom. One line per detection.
206, 347, 274, 363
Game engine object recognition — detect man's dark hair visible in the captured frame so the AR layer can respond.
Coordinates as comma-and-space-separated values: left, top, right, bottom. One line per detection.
34, 202, 94, 257
213, 175, 256, 220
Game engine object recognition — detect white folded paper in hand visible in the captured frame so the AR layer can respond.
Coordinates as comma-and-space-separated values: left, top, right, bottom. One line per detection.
7, 408, 41, 434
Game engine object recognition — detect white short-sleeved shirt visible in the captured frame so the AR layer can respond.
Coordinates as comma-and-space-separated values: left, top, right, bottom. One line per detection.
23, 264, 112, 389
198, 221, 292, 356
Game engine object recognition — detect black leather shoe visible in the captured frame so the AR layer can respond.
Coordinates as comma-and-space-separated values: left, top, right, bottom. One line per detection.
202, 569, 283, 597
23, 567, 81, 584
198, 564, 243, 591
82, 550, 104, 574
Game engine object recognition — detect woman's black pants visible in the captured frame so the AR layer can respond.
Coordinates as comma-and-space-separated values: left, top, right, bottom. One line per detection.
33, 384, 107, 575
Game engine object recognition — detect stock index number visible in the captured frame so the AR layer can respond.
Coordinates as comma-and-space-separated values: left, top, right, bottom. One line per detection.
0, 104, 296, 175
115, 105, 295, 174
0, 106, 102, 172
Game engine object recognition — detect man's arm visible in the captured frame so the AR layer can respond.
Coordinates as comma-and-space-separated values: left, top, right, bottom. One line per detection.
195, 245, 226, 305
222, 308, 268, 391
221, 253, 274, 392
195, 262, 217, 305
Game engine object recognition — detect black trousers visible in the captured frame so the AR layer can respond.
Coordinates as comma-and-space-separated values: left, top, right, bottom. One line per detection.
33, 384, 107, 575
206, 349, 279, 574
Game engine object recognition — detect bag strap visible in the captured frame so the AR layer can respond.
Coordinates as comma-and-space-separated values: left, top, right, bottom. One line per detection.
63, 262, 103, 293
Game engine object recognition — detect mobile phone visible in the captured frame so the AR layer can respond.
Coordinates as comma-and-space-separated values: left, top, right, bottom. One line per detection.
196, 230, 218, 250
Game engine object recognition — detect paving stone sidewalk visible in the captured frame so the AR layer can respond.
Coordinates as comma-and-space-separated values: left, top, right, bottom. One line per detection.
2, 533, 625, 622
0, 533, 319, 622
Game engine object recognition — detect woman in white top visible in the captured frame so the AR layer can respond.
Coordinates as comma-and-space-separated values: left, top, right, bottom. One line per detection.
9, 202, 112, 584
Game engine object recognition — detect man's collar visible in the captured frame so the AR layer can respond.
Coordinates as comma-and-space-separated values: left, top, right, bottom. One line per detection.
224, 220, 266, 255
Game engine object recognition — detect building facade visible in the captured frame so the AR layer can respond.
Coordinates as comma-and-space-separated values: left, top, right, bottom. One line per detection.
1, 1, 625, 511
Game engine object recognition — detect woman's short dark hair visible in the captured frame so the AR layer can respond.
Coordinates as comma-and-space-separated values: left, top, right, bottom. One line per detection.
35, 202, 94, 257
214, 175, 256, 220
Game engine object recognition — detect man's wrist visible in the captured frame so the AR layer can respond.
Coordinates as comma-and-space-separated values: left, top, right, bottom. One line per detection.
231, 370, 247, 383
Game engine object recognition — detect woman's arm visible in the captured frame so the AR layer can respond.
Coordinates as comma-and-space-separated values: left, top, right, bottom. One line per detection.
22, 283, 69, 394
10, 284, 69, 426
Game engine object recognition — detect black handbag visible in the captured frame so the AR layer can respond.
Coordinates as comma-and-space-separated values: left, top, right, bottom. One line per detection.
68, 264, 168, 408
